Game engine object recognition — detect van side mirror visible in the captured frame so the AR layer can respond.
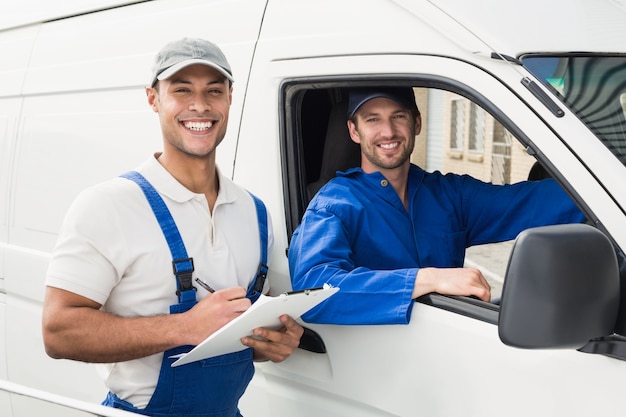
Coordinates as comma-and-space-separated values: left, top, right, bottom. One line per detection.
499, 224, 619, 349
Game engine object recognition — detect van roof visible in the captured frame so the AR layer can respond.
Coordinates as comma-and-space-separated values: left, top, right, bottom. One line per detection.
415, 0, 626, 57
2, 0, 625, 56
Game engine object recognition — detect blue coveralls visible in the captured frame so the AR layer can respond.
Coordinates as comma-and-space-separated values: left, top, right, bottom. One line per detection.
289, 164, 586, 325
103, 171, 267, 417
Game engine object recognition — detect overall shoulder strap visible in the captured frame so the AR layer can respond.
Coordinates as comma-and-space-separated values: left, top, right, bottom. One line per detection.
120, 171, 196, 304
247, 192, 268, 303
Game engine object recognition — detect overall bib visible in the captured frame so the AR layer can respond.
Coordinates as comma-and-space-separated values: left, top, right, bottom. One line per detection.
103, 171, 268, 417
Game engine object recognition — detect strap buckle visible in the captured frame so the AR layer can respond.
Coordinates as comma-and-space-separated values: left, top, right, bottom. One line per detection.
254, 263, 268, 293
172, 257, 195, 295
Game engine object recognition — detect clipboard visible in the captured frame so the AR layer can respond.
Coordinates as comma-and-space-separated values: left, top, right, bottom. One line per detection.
171, 285, 339, 367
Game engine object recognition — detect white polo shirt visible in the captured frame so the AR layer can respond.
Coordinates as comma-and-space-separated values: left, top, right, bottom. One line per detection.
45, 154, 273, 408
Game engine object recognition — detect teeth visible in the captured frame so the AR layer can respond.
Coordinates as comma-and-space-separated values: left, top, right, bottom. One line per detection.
184, 121, 213, 131
379, 142, 398, 149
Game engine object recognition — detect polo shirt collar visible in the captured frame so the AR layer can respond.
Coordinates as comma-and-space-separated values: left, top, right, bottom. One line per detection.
137, 154, 238, 205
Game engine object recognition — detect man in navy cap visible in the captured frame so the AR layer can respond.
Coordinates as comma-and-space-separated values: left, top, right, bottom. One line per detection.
43, 38, 303, 416
289, 86, 585, 325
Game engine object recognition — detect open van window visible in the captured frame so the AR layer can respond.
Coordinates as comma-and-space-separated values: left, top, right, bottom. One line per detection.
283, 82, 590, 307
522, 54, 626, 164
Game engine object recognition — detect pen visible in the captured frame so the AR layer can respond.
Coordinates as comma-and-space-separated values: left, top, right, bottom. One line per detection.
195, 278, 215, 293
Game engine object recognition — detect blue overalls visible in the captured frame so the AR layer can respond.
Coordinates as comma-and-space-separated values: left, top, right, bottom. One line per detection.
102, 171, 268, 417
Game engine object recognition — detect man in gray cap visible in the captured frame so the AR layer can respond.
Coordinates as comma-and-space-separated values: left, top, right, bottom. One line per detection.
42, 38, 303, 417
289, 86, 585, 325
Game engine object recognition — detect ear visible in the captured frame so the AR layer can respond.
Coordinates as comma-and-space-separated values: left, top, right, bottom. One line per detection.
347, 120, 361, 144
146, 86, 159, 113
414, 114, 422, 135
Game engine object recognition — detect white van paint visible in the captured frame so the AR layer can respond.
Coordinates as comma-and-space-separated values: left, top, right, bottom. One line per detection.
1, 0, 626, 416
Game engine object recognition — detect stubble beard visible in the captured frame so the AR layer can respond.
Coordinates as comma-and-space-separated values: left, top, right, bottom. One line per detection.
363, 137, 415, 170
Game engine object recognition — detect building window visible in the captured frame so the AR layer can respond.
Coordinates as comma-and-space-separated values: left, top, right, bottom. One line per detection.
491, 121, 512, 185
468, 102, 485, 152
450, 99, 465, 150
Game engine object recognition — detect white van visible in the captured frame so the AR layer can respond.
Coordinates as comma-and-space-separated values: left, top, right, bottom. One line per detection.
1, 0, 626, 416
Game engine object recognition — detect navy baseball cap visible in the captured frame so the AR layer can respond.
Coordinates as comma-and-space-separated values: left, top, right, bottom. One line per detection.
348, 87, 418, 117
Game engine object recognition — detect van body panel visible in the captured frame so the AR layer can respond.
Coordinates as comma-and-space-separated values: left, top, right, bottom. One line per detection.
2, 0, 626, 416
0, 99, 22, 243
246, 303, 626, 416
0, 26, 37, 97
0, 293, 8, 415
1, 0, 268, 414
259, 0, 471, 60
0, 98, 21, 413
0, 0, 147, 32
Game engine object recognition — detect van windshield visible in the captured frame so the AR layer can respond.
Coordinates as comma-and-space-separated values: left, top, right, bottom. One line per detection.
521, 54, 626, 165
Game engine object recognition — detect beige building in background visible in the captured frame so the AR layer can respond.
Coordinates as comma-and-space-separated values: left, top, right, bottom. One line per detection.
411, 88, 536, 184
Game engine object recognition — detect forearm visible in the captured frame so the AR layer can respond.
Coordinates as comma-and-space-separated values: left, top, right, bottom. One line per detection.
414, 267, 491, 302
43, 285, 250, 363
43, 304, 189, 363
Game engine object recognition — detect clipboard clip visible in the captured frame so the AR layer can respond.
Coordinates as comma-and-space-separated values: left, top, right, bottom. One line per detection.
283, 285, 329, 296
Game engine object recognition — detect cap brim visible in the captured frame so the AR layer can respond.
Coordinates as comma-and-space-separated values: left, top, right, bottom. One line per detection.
348, 90, 417, 117
156, 58, 234, 83
349, 94, 386, 116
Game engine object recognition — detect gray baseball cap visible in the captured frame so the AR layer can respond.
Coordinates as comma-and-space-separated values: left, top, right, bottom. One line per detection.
150, 38, 234, 86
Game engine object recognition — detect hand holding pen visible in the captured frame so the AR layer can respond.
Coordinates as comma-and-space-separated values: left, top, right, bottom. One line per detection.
184, 285, 251, 346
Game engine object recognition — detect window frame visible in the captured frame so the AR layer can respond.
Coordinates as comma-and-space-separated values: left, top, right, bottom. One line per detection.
278, 74, 598, 322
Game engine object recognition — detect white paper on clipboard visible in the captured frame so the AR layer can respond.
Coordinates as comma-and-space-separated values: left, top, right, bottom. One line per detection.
171, 285, 339, 367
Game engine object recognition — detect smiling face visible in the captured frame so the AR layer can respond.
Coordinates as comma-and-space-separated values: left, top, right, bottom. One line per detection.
146, 64, 232, 161
348, 97, 421, 174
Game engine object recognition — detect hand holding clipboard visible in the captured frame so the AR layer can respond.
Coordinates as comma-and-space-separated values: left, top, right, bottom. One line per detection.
171, 285, 339, 366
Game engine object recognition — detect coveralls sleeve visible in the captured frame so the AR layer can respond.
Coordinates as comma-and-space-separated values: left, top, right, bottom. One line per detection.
460, 177, 586, 246
288, 205, 416, 325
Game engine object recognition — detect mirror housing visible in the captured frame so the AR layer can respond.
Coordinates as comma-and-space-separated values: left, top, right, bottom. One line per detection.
499, 224, 620, 349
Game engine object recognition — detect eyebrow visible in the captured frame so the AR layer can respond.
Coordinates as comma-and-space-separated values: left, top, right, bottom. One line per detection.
361, 109, 409, 118
169, 78, 227, 87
